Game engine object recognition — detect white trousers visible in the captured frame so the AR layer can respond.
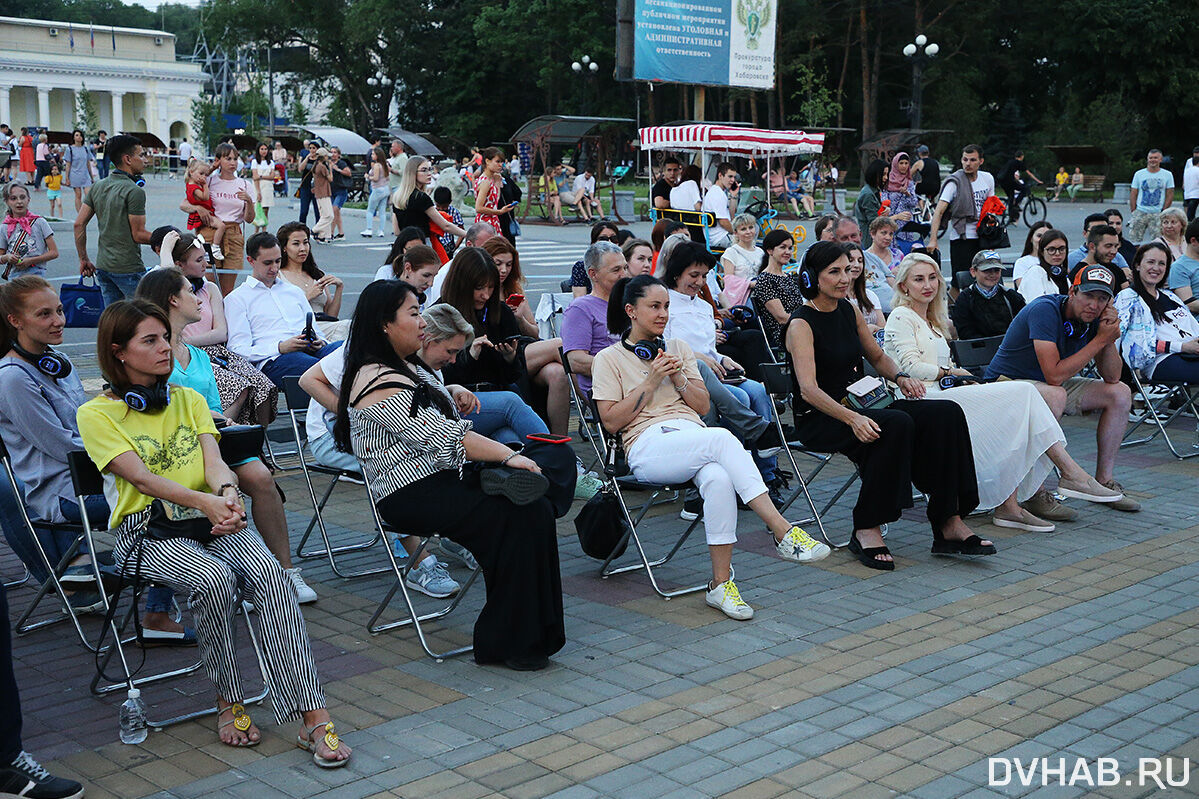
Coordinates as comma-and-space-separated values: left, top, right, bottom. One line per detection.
627, 419, 767, 546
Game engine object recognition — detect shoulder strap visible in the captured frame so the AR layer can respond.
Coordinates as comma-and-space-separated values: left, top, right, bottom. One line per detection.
350, 370, 413, 408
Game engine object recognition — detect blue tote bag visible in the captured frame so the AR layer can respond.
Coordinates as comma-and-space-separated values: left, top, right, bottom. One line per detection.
61, 276, 106, 328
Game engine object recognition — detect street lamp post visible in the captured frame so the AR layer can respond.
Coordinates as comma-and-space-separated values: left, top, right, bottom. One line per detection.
902, 34, 939, 129
571, 54, 600, 114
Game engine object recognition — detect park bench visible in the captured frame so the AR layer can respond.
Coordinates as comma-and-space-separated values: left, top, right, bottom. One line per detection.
1073, 174, 1106, 201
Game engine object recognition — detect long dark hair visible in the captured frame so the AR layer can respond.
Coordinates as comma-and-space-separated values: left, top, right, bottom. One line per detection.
606, 274, 665, 336
1036, 228, 1070, 293
661, 240, 716, 288
863, 160, 887, 192
439, 247, 501, 334
759, 229, 793, 272
332, 280, 455, 451
383, 226, 428, 277
96, 299, 171, 394
276, 222, 325, 279
1021, 220, 1052, 257
1131, 241, 1174, 323
844, 243, 875, 314
134, 267, 188, 320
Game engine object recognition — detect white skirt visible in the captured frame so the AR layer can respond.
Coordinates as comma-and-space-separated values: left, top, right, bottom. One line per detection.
928, 381, 1063, 508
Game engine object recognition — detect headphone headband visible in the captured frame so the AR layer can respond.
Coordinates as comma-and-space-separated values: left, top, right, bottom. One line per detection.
9, 342, 71, 380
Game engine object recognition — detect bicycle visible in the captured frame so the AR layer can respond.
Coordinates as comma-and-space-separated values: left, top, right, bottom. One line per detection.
1007, 184, 1048, 228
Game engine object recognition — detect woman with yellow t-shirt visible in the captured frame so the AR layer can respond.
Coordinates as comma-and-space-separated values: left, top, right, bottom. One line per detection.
77, 300, 350, 768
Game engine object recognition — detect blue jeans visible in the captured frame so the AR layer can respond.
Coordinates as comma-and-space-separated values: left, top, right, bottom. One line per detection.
365, 186, 390, 235
261, 341, 343, 388
299, 184, 319, 225
331, 190, 348, 208
96, 268, 148, 307
310, 429, 359, 473
466, 391, 548, 445
96, 159, 109, 180
721, 379, 777, 482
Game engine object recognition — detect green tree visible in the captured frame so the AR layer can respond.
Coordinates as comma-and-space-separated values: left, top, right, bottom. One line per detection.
190, 97, 224, 156
75, 83, 99, 136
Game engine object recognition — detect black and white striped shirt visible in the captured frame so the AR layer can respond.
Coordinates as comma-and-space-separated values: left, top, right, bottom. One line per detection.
348, 365, 472, 499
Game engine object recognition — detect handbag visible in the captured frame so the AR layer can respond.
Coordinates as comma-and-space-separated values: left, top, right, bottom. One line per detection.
61, 276, 105, 328
253, 201, 267, 228
574, 487, 630, 561
519, 435, 577, 518
143, 499, 217, 545
841, 375, 894, 411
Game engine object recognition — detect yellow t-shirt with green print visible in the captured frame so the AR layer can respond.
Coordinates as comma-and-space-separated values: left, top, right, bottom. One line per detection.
77, 386, 219, 529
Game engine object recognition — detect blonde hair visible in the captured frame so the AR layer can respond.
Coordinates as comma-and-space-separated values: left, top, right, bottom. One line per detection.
892, 253, 949, 336
1160, 207, 1187, 234
392, 156, 428, 211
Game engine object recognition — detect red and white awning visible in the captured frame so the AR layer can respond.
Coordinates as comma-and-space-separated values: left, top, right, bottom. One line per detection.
638, 125, 824, 157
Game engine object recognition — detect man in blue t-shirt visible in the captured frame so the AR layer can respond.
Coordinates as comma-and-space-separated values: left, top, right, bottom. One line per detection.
986, 264, 1138, 513
1129, 149, 1176, 243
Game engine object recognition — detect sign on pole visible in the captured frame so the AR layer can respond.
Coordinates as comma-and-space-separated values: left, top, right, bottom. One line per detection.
632, 0, 777, 89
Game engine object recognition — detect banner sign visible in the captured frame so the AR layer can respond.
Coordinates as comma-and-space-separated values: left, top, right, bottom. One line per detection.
633, 0, 777, 89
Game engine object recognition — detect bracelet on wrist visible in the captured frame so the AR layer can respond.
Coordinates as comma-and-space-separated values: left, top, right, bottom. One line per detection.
500, 451, 519, 466
217, 482, 238, 496
673, 377, 689, 393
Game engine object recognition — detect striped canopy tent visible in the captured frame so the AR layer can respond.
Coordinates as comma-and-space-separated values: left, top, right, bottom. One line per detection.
638, 125, 825, 157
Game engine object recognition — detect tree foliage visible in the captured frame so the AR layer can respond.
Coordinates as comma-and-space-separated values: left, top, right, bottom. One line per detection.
74, 83, 99, 136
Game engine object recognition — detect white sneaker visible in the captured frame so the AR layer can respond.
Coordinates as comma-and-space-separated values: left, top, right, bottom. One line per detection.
773, 526, 831, 563
437, 539, 479, 571
209, 242, 225, 262
705, 578, 753, 620
285, 567, 318, 604
405, 557, 460, 598
360, 230, 373, 237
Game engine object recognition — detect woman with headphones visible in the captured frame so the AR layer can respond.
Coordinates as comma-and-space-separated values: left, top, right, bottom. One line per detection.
786, 242, 990, 571
77, 300, 350, 765
0, 277, 192, 642
591, 274, 830, 622
1018, 228, 1071, 303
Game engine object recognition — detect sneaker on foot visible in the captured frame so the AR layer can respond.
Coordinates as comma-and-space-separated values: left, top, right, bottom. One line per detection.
705, 578, 753, 620
991, 507, 1055, 533
1056, 476, 1124, 503
405, 557, 460, 598
0, 751, 84, 799
209, 243, 224, 262
360, 229, 373, 237
1020, 489, 1078, 522
774, 526, 830, 562
61, 591, 105, 615
680, 489, 702, 521
284, 567, 318, 604
574, 473, 603, 500
1099, 479, 1140, 512
438, 539, 479, 571
58, 563, 96, 586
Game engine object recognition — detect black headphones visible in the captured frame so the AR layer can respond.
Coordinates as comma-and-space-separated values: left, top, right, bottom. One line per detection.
728, 305, 756, 327
799, 263, 814, 289
623, 336, 666, 361
9, 342, 71, 379
122, 381, 171, 413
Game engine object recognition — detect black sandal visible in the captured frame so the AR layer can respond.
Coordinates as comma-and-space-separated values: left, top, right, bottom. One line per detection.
931, 534, 997, 556
848, 531, 895, 571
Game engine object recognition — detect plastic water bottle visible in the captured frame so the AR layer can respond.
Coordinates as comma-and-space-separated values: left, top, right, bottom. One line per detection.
119, 688, 148, 744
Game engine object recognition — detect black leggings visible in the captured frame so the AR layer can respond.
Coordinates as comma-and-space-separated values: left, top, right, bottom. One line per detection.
377, 470, 565, 665
794, 399, 978, 532
717, 327, 776, 384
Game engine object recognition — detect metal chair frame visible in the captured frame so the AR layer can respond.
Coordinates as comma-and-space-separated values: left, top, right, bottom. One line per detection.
281, 377, 386, 578
1122, 363, 1199, 459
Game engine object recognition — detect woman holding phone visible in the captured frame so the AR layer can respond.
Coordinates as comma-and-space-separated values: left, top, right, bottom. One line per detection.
474, 148, 517, 235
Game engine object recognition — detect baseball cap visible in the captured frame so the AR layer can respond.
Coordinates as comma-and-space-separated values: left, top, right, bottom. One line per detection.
971, 249, 1003, 270
916, 144, 930, 156
1072, 264, 1117, 297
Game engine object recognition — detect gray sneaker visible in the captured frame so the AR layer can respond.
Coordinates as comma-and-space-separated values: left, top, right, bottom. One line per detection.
405, 558, 460, 598
1099, 480, 1141, 512
1020, 489, 1078, 522
438, 539, 479, 571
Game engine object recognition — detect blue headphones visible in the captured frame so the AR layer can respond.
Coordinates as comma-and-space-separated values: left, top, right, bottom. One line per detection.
9, 342, 71, 379
799, 266, 813, 289
623, 336, 666, 361
122, 380, 171, 412
1059, 296, 1088, 339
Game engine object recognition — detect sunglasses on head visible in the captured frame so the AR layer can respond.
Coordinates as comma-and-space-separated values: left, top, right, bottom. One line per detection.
597, 234, 618, 242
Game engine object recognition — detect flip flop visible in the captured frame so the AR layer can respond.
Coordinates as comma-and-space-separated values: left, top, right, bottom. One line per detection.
297, 720, 349, 768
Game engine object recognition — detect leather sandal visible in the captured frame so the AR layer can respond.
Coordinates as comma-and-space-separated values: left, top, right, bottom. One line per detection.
848, 531, 895, 571
297, 720, 349, 768
931, 534, 997, 556
217, 702, 260, 747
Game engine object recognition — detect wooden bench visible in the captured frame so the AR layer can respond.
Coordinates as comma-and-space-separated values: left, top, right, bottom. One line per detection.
1070, 174, 1106, 201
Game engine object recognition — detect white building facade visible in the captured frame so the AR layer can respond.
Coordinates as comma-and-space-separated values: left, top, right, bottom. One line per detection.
0, 16, 207, 145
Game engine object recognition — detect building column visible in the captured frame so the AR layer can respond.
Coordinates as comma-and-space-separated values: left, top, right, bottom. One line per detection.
111, 91, 124, 133
0, 88, 10, 128
37, 88, 50, 129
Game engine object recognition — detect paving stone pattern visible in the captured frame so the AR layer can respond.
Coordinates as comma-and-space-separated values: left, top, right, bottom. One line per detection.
9, 413, 1199, 799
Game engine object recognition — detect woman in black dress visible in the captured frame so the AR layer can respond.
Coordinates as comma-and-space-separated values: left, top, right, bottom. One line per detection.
786, 241, 993, 570
392, 156, 466, 262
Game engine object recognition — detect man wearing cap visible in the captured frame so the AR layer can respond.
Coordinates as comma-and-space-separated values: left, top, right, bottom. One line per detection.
985, 265, 1137, 514
951, 250, 1026, 339
912, 144, 941, 203
1183, 145, 1199, 222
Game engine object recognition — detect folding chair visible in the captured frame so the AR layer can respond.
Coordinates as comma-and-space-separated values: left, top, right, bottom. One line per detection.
65, 449, 269, 729
356, 456, 481, 662
1122, 362, 1199, 459
950, 336, 1005, 378
281, 377, 386, 578
558, 347, 605, 471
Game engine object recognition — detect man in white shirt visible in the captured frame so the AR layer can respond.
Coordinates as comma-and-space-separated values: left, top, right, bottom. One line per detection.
701, 162, 741, 249
928, 144, 996, 275
177, 138, 193, 166
225, 231, 342, 387
1182, 145, 1199, 223
572, 167, 604, 219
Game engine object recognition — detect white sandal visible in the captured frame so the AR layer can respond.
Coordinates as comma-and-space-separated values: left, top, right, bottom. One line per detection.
297, 720, 349, 768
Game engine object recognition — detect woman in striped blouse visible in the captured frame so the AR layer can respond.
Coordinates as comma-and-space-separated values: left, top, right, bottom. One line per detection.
333, 280, 565, 671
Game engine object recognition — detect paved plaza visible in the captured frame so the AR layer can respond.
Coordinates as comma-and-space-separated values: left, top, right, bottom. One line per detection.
8, 180, 1197, 797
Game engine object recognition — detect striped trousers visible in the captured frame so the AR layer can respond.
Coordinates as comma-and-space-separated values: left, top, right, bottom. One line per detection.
113, 521, 325, 725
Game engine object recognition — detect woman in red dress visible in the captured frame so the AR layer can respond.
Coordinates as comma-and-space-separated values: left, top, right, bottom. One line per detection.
474, 147, 514, 235
17, 128, 35, 186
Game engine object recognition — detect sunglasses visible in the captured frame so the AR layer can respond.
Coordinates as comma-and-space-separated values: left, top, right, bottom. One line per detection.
597, 235, 618, 242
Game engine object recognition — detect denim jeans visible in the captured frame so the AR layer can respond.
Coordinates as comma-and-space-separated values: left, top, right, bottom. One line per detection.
310, 429, 359, 473
298, 184, 319, 226
466, 390, 549, 445
261, 342, 343, 388
331, 190, 349, 208
96, 268, 148, 307
365, 186, 391, 235
96, 159, 109, 180
720, 379, 777, 482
